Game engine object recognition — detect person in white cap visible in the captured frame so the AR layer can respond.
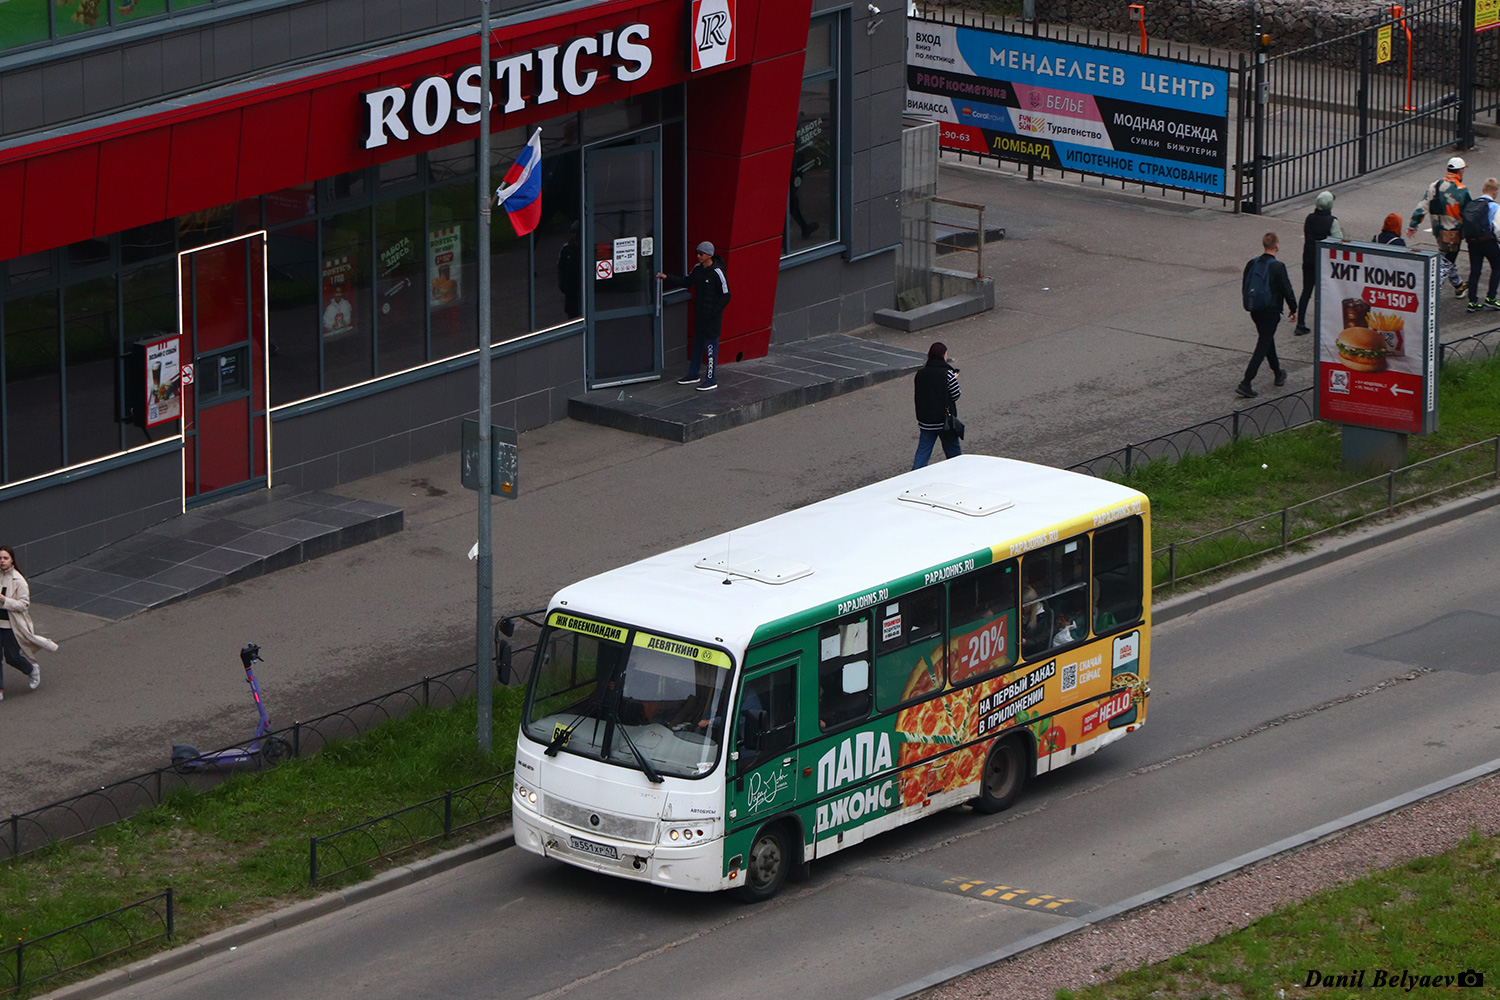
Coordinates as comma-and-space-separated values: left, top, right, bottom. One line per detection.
1407, 155, 1471, 298
657, 242, 731, 390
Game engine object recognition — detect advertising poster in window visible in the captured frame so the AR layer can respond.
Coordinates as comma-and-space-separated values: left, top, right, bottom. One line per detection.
429, 226, 462, 306
144, 334, 182, 428
905, 19, 1229, 193
1314, 241, 1438, 435
321, 255, 356, 336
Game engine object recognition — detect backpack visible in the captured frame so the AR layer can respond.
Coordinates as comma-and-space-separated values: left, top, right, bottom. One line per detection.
1242, 256, 1275, 312
1461, 197, 1494, 242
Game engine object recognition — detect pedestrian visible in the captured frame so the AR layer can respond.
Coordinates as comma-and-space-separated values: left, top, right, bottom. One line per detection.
1373, 213, 1407, 246
1407, 155, 1470, 299
657, 241, 731, 391
1463, 176, 1500, 312
1237, 232, 1297, 399
0, 545, 56, 702
1293, 191, 1342, 335
911, 341, 962, 469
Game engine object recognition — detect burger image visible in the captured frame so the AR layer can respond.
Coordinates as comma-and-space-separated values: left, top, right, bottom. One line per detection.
1335, 326, 1388, 372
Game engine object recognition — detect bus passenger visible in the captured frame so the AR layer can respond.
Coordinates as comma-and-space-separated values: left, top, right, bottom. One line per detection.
1021, 587, 1049, 657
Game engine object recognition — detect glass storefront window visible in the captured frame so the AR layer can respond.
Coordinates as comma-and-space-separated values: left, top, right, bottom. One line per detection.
380, 156, 420, 190
68, 237, 112, 270
268, 224, 320, 406
5, 252, 54, 289
177, 202, 239, 251
785, 15, 841, 256
427, 140, 476, 184
321, 208, 373, 391
3, 291, 62, 481
121, 221, 176, 266
533, 150, 583, 327
374, 193, 427, 375
426, 181, 479, 362
265, 184, 317, 227
121, 259, 176, 447
63, 275, 121, 466
3, 0, 52, 48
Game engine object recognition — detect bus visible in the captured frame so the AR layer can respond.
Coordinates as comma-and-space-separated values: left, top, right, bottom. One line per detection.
510, 455, 1150, 901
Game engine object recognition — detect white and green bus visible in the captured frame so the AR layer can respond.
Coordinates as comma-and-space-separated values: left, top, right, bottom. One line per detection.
511, 455, 1150, 901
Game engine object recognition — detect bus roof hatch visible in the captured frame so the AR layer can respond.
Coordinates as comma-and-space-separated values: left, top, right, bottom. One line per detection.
897, 483, 1014, 516
694, 551, 814, 585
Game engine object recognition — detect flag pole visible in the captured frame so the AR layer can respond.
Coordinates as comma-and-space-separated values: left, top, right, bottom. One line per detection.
475, 0, 495, 756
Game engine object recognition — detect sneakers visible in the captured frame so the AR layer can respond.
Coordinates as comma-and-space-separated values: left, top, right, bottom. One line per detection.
1235, 382, 1258, 398
1468, 300, 1483, 312
676, 376, 698, 385
0, 689, 5, 702
1487, 298, 1500, 309
29, 664, 40, 690
1455, 280, 1468, 298
695, 382, 719, 391
1274, 370, 1288, 387
1293, 324, 1311, 336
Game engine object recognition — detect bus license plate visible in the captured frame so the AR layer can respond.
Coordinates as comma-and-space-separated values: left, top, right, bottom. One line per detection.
569, 835, 618, 860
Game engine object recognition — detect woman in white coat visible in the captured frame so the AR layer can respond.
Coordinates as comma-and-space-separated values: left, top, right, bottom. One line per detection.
0, 546, 56, 701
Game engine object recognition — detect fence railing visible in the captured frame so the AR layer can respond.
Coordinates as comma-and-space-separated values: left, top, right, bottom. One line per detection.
1154, 435, 1500, 589
309, 773, 514, 886
2, 663, 479, 863
0, 890, 172, 997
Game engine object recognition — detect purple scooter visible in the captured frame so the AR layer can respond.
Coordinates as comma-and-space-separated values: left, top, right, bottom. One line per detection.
171, 643, 293, 772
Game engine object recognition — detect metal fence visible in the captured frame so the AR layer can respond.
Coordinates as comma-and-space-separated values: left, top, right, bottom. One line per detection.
1240, 0, 1466, 211
1154, 435, 1500, 589
2, 663, 479, 863
0, 890, 172, 997
309, 773, 513, 886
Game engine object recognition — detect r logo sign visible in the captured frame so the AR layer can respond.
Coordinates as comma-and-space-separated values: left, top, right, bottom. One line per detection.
689, 0, 736, 71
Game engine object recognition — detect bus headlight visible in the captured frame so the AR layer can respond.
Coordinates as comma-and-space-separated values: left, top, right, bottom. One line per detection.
664, 826, 707, 844
514, 782, 539, 806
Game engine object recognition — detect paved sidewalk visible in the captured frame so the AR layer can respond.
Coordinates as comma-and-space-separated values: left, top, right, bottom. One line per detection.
6, 149, 1497, 824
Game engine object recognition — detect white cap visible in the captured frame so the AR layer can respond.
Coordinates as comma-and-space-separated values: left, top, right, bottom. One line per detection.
1448, 156, 1467, 171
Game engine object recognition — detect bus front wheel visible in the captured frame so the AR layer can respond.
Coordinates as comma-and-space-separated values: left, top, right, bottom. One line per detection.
739, 824, 790, 903
975, 735, 1028, 814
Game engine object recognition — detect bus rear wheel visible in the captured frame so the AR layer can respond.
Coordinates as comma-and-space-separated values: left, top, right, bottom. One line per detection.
975, 734, 1027, 814
739, 824, 790, 903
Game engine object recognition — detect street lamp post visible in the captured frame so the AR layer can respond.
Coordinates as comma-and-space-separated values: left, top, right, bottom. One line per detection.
475, 0, 495, 755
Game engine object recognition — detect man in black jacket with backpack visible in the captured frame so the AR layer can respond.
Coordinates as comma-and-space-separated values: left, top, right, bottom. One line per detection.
1237, 232, 1298, 399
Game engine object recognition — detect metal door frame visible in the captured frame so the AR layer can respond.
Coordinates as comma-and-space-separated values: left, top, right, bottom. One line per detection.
584, 132, 664, 389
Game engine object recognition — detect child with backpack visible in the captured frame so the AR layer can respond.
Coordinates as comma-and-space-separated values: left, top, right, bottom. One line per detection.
1237, 232, 1299, 399
1462, 177, 1500, 312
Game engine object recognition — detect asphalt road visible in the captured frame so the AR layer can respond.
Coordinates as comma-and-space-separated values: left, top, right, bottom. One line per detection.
87, 500, 1500, 1000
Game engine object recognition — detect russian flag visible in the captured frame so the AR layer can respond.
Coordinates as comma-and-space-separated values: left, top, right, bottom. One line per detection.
495, 128, 543, 237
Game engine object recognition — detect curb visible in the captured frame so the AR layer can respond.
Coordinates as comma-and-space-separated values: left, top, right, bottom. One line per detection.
40, 829, 514, 1000
39, 485, 1500, 1000
869, 757, 1500, 1000
1152, 483, 1500, 625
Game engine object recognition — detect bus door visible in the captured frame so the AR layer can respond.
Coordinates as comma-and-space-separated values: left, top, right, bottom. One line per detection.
730, 661, 800, 829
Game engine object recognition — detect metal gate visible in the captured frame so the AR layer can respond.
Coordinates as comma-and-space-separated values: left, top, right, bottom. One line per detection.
1240, 0, 1485, 212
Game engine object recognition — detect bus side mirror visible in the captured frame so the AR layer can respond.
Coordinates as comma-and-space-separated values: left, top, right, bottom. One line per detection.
496, 639, 514, 685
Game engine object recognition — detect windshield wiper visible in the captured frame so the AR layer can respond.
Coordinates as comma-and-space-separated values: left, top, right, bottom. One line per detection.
608, 704, 664, 784
544, 711, 589, 756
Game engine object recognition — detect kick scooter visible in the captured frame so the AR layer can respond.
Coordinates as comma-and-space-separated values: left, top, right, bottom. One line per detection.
171, 642, 293, 772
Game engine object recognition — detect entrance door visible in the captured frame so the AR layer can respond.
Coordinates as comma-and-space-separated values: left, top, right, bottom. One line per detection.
585, 138, 662, 387
178, 233, 271, 505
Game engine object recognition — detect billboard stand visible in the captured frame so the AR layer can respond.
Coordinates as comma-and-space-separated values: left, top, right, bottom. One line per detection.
1313, 239, 1439, 471
1341, 425, 1408, 472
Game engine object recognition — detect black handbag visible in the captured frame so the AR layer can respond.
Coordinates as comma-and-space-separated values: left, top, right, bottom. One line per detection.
944, 412, 965, 439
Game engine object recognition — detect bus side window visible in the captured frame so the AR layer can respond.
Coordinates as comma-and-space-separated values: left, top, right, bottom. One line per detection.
818, 615, 871, 731
874, 585, 946, 710
737, 665, 795, 773
947, 560, 1018, 685
1093, 518, 1143, 630
1022, 538, 1089, 657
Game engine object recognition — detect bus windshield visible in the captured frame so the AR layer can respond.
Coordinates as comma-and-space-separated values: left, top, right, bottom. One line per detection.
522, 615, 734, 779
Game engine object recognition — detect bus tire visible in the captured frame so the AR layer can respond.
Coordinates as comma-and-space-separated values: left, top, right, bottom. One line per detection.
739, 823, 791, 903
975, 734, 1028, 814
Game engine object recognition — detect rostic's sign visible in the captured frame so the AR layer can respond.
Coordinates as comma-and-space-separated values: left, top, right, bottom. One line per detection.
689, 0, 736, 71
1314, 240, 1439, 435
362, 23, 653, 149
